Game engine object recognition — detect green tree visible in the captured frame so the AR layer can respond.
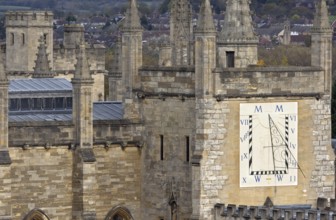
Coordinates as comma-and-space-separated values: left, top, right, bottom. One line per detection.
66, 13, 77, 24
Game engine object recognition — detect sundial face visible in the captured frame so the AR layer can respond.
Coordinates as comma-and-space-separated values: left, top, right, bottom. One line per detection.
239, 102, 298, 187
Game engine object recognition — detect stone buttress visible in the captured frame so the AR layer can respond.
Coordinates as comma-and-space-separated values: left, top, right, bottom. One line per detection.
121, 0, 143, 120
309, 0, 334, 199
108, 37, 122, 101
71, 42, 97, 220
0, 46, 11, 220
193, 1, 216, 218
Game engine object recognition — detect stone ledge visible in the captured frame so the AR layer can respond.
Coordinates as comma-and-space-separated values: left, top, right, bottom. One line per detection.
214, 92, 323, 101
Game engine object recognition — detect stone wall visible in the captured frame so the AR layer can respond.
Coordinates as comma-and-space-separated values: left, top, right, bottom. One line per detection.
5, 144, 141, 220
8, 120, 142, 147
6, 119, 143, 219
139, 67, 195, 94
53, 46, 105, 73
214, 67, 325, 96
140, 97, 196, 220
94, 146, 141, 219
9, 147, 73, 220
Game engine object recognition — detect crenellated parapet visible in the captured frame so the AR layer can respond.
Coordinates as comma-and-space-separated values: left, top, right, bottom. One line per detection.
214, 201, 336, 220
5, 11, 53, 27
213, 66, 326, 98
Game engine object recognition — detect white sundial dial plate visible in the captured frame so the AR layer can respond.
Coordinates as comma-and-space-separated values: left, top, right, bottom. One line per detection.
239, 102, 298, 187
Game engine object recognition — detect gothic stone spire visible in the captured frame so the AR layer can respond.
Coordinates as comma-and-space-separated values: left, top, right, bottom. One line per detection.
170, 0, 192, 41
313, 0, 332, 31
170, 0, 193, 65
219, 0, 258, 43
122, 0, 142, 32
33, 36, 54, 78
195, 0, 216, 33
74, 42, 92, 80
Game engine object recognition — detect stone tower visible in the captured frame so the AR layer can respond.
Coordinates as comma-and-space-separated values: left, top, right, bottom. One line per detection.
170, 0, 193, 66
5, 11, 53, 72
0, 47, 11, 219
195, 0, 216, 97
311, 0, 332, 92
121, 0, 143, 98
32, 36, 54, 78
71, 42, 97, 220
283, 20, 291, 45
217, 0, 258, 68
63, 24, 85, 48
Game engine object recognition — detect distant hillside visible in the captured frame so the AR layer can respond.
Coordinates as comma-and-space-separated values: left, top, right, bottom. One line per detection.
0, 0, 336, 23
0, 0, 164, 18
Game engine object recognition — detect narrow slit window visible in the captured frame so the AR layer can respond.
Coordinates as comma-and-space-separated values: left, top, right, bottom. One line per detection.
160, 135, 164, 161
186, 136, 190, 162
10, 33, 14, 45
22, 33, 25, 45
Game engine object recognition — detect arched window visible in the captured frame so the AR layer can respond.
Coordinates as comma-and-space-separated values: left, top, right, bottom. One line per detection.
23, 209, 50, 220
105, 206, 134, 220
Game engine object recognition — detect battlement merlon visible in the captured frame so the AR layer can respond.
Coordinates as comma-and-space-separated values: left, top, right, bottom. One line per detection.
213, 203, 336, 220
5, 11, 53, 28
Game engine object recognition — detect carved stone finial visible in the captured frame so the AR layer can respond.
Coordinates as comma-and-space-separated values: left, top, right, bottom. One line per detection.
195, 0, 216, 33
33, 35, 54, 78
313, 0, 331, 30
121, 0, 142, 32
219, 0, 258, 43
74, 41, 92, 80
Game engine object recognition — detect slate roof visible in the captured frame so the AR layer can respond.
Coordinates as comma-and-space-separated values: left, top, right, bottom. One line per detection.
9, 78, 72, 93
9, 102, 123, 122
8, 78, 124, 122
